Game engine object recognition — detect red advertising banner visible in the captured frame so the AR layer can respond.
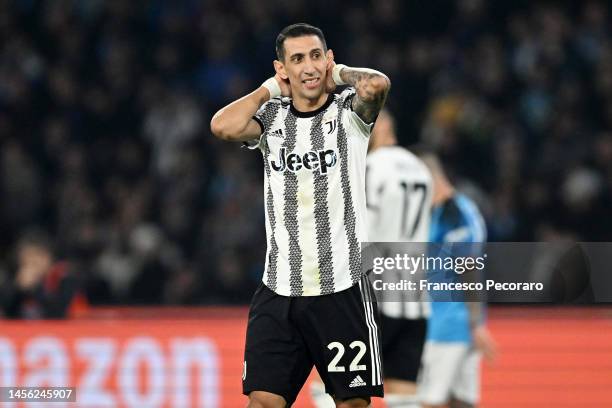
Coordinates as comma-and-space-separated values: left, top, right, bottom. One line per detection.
0, 317, 246, 407
0, 307, 611, 407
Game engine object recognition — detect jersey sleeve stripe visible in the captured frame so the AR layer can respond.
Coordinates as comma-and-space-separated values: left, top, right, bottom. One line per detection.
252, 115, 265, 134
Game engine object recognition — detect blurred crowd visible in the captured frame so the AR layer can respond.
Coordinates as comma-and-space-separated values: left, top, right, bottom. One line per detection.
1, 0, 611, 308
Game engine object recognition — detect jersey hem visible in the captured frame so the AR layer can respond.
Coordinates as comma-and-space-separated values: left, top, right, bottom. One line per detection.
260, 276, 363, 297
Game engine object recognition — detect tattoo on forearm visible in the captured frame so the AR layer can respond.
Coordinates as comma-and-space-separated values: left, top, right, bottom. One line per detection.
340, 67, 390, 123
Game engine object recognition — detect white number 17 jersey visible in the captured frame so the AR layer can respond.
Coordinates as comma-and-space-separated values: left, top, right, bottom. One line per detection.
366, 146, 432, 242
366, 146, 433, 318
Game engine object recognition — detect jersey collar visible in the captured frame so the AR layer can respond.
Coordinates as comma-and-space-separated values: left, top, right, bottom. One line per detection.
290, 93, 335, 118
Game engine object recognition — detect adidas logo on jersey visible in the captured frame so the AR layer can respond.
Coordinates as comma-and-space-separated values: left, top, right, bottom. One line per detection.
269, 129, 284, 138
349, 375, 366, 388
271, 147, 338, 174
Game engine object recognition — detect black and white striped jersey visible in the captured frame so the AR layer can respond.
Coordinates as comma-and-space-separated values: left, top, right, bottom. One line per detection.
247, 88, 372, 297
366, 146, 433, 319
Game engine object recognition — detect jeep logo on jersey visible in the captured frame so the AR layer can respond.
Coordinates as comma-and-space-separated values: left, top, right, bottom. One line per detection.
271, 148, 338, 174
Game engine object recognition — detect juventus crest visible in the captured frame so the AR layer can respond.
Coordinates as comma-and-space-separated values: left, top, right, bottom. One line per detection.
324, 119, 337, 134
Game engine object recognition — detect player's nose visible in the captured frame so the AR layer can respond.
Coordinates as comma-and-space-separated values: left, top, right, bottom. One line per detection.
302, 58, 316, 74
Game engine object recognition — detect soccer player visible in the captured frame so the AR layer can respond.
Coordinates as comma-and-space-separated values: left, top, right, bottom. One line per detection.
366, 110, 433, 408
311, 109, 433, 408
416, 152, 497, 408
210, 23, 391, 408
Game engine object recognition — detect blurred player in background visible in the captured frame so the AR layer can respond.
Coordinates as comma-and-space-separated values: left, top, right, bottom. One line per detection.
367, 110, 432, 408
417, 152, 497, 408
1, 229, 88, 319
311, 109, 433, 408
211, 23, 390, 408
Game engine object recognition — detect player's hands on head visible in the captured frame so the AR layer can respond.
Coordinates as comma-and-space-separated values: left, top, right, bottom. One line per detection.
274, 73, 292, 97
325, 58, 337, 93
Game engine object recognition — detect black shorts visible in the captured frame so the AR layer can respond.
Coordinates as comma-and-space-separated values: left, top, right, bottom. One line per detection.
243, 275, 384, 406
380, 315, 427, 382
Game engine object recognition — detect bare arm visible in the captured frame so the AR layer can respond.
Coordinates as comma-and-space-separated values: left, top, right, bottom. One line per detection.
210, 87, 269, 142
338, 66, 390, 123
462, 261, 498, 362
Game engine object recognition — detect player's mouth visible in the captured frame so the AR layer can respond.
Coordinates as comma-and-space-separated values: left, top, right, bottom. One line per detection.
302, 77, 320, 90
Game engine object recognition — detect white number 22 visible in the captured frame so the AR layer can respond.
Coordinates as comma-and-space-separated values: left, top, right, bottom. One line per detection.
327, 341, 367, 372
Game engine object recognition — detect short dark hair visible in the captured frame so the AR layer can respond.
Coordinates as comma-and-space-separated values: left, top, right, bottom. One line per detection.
275, 23, 327, 61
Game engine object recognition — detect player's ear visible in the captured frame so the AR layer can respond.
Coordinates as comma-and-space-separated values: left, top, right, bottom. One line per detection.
273, 60, 288, 80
